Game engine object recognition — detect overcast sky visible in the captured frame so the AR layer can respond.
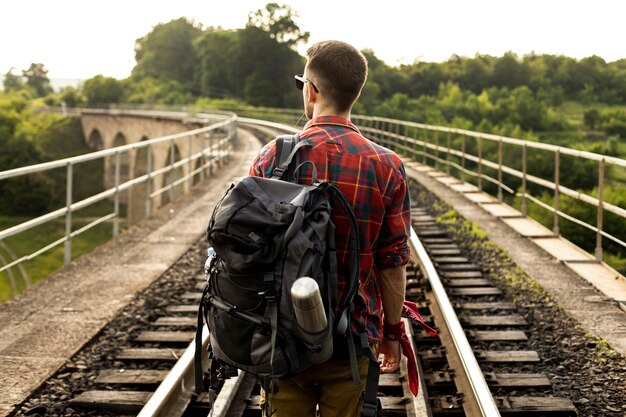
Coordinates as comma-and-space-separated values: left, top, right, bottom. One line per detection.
1, 0, 625, 81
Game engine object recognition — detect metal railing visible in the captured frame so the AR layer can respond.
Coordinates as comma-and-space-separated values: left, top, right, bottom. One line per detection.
0, 110, 237, 282
352, 115, 626, 263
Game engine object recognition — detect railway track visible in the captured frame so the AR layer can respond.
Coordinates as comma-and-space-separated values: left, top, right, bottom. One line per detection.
67, 204, 577, 416
16, 119, 580, 417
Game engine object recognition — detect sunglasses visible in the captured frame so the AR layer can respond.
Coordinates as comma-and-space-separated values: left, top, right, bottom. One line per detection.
294, 74, 319, 93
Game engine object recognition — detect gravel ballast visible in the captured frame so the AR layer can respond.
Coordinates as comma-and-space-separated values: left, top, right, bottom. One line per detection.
11, 239, 208, 417
410, 179, 626, 417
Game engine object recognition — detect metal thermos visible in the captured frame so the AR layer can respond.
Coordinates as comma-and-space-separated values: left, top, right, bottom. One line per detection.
291, 277, 327, 334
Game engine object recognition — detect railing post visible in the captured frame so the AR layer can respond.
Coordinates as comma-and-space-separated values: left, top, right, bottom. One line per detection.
200, 134, 206, 182
382, 121, 391, 148
422, 129, 427, 165
206, 132, 213, 176
396, 122, 402, 153
553, 150, 560, 236
595, 158, 605, 261
145, 144, 153, 219
478, 137, 483, 191
219, 130, 224, 167
64, 162, 73, 266
381, 120, 386, 144
391, 122, 397, 152
187, 134, 193, 191
113, 151, 120, 237
446, 130, 451, 175
168, 139, 175, 203
435, 130, 440, 170
382, 121, 387, 145
461, 134, 466, 182
521, 144, 528, 216
412, 126, 420, 160
497, 138, 503, 202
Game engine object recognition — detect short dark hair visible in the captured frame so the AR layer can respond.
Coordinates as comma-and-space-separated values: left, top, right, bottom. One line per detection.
306, 40, 368, 112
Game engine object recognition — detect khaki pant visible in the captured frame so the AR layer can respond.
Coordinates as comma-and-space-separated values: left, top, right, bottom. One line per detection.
260, 355, 370, 417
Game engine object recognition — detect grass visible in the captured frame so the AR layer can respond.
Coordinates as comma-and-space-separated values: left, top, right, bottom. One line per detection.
0, 207, 126, 303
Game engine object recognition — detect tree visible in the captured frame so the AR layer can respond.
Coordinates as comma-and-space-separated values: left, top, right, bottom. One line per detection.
82, 75, 124, 104
583, 108, 602, 130
0, 111, 52, 215
458, 55, 492, 93
133, 18, 203, 87
194, 29, 239, 98
491, 52, 530, 89
124, 77, 193, 104
246, 3, 309, 49
22, 63, 53, 97
3, 68, 25, 92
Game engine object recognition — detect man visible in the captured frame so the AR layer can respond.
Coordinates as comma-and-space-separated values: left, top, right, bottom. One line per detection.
249, 40, 411, 417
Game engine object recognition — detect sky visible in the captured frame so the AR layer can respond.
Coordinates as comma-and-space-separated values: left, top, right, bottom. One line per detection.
1, 0, 625, 83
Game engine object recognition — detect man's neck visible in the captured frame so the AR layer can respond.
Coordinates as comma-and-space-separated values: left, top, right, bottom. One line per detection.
312, 105, 350, 120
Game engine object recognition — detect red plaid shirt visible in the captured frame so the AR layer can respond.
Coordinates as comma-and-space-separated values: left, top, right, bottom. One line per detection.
249, 116, 411, 342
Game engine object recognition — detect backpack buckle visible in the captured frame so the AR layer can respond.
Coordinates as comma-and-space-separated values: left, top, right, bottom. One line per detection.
361, 399, 378, 417
264, 292, 276, 303
263, 273, 276, 303
272, 166, 286, 178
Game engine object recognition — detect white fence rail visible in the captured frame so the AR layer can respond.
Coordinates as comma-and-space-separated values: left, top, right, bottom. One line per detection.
352, 115, 626, 262
0, 110, 237, 282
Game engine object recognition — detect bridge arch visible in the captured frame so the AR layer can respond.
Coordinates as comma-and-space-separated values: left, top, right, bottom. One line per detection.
106, 133, 131, 199
128, 136, 153, 225
87, 129, 104, 151
161, 143, 184, 206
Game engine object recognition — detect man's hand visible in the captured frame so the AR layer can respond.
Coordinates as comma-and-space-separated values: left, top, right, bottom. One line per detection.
379, 337, 401, 373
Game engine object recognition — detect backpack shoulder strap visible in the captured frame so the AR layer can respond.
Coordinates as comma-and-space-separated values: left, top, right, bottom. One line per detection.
272, 134, 304, 180
326, 183, 360, 303
327, 183, 380, 417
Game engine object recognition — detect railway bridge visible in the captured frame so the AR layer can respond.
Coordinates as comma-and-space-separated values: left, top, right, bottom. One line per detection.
0, 108, 625, 417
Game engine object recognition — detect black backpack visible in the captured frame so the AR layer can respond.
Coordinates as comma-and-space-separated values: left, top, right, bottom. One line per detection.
195, 135, 380, 416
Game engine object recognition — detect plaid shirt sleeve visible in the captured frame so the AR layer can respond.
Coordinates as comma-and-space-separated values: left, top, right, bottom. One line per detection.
375, 162, 411, 268
249, 141, 277, 177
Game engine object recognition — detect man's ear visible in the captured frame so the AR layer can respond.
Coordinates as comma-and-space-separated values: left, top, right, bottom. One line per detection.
307, 82, 317, 103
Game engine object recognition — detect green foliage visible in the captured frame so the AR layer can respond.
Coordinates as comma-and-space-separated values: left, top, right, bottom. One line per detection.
2, 2, 626, 280
522, 184, 626, 274
3, 69, 26, 93
235, 27, 303, 107
246, 3, 310, 48
0, 216, 115, 303
133, 17, 203, 87
194, 29, 239, 98
22, 63, 53, 97
0, 92, 60, 215
124, 77, 193, 104
44, 86, 84, 107
584, 108, 602, 130
83, 75, 124, 104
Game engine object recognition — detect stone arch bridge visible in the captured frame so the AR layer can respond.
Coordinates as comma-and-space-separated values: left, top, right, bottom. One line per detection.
78, 109, 231, 224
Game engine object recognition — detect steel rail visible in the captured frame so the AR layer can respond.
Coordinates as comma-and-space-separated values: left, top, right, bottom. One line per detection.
409, 228, 502, 416
137, 327, 212, 417
136, 224, 495, 417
